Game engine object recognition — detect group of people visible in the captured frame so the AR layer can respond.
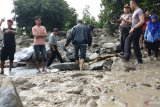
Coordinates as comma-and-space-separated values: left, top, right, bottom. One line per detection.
0, 16, 93, 75
1, 0, 160, 75
118, 0, 160, 63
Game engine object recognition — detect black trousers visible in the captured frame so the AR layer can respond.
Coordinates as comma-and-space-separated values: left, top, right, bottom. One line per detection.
146, 41, 159, 58
124, 28, 142, 63
46, 45, 64, 67
120, 27, 130, 53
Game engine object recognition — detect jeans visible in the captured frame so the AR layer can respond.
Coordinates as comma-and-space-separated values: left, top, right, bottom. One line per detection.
120, 27, 130, 53
74, 44, 87, 60
33, 45, 47, 62
124, 28, 142, 63
47, 45, 64, 67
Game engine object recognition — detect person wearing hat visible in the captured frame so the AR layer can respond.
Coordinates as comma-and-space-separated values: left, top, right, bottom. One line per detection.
118, 4, 132, 54
46, 28, 64, 67
0, 19, 17, 75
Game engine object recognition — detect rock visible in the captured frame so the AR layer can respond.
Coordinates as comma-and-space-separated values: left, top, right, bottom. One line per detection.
89, 53, 100, 60
141, 83, 152, 87
70, 72, 89, 77
66, 85, 83, 94
90, 60, 107, 70
102, 42, 121, 53
125, 66, 136, 72
115, 99, 128, 107
95, 74, 103, 78
92, 43, 99, 48
13, 78, 29, 86
50, 69, 60, 73
86, 99, 98, 107
20, 82, 37, 90
111, 57, 127, 71
51, 62, 79, 71
103, 60, 112, 70
0, 78, 24, 107
156, 84, 160, 90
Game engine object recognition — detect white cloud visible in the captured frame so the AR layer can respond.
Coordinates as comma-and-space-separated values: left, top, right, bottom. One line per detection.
64, 0, 101, 20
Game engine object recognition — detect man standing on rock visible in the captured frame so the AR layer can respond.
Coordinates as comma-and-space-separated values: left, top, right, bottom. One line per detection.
118, 4, 132, 54
122, 0, 144, 64
32, 16, 47, 73
0, 19, 17, 74
65, 20, 92, 71
46, 28, 64, 67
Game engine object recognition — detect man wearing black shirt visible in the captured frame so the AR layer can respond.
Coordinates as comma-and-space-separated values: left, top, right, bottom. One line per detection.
0, 19, 17, 74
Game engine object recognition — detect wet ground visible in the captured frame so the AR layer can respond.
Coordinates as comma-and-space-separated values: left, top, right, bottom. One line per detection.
2, 58, 160, 107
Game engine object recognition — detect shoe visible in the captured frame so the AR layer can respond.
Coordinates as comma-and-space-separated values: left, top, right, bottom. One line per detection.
118, 54, 129, 61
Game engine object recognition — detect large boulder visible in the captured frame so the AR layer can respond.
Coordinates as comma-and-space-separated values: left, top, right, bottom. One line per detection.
102, 42, 121, 53
50, 62, 80, 71
0, 78, 24, 107
90, 60, 112, 70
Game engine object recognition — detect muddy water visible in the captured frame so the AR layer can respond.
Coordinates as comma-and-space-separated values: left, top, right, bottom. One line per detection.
2, 59, 160, 107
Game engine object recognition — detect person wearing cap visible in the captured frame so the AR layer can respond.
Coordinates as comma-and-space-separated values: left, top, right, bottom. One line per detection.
122, 0, 144, 64
65, 20, 92, 71
46, 28, 64, 67
144, 15, 160, 60
118, 4, 132, 54
0, 19, 17, 74
32, 16, 47, 73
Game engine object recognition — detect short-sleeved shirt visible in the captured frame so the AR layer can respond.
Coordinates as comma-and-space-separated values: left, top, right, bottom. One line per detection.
131, 8, 144, 28
48, 33, 57, 45
32, 25, 47, 45
3, 28, 16, 48
120, 13, 132, 27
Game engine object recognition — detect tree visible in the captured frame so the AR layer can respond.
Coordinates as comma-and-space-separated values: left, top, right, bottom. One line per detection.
13, 0, 77, 36
99, 0, 160, 35
82, 5, 100, 27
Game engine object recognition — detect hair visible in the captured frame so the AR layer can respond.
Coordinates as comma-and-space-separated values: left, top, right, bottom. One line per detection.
77, 20, 83, 24
130, 0, 140, 5
34, 16, 41, 21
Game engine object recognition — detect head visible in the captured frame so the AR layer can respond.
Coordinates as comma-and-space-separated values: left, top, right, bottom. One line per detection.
145, 10, 151, 17
123, 4, 130, 14
34, 16, 41, 26
53, 28, 59, 35
130, 0, 139, 10
151, 15, 158, 23
77, 20, 83, 24
7, 19, 13, 28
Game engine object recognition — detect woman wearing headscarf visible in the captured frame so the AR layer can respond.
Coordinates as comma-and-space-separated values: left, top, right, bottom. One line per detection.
144, 15, 160, 60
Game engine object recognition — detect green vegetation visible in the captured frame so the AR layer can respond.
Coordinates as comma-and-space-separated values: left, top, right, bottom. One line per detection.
13, 0, 77, 36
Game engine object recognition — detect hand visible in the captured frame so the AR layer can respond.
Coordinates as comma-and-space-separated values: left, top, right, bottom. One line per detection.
129, 28, 135, 34
1, 18, 5, 23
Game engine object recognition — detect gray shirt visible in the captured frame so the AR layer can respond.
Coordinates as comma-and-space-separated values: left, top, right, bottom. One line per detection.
131, 8, 143, 28
48, 33, 57, 45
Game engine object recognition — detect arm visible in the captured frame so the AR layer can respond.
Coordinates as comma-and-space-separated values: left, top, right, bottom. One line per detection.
65, 28, 75, 47
87, 28, 92, 46
122, 15, 132, 25
134, 14, 145, 29
32, 27, 47, 39
48, 34, 55, 50
144, 26, 148, 40
0, 18, 5, 26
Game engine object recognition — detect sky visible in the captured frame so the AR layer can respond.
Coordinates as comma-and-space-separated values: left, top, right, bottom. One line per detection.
0, 0, 101, 27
